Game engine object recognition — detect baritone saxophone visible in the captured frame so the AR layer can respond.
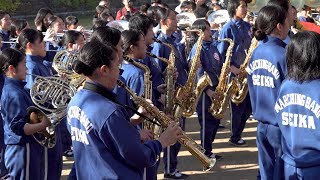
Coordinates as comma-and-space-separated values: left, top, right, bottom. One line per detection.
117, 80, 216, 171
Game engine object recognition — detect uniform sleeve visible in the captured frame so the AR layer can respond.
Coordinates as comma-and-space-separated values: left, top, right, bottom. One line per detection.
25, 65, 41, 90
129, 75, 144, 97
101, 109, 162, 168
6, 94, 29, 136
151, 43, 168, 72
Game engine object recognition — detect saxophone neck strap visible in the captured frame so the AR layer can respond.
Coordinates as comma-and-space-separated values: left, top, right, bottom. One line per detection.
83, 82, 161, 126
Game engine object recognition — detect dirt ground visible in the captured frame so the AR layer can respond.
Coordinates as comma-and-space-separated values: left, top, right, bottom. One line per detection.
61, 110, 259, 180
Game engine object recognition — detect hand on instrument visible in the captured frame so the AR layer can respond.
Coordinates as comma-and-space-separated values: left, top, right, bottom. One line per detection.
43, 28, 55, 42
139, 129, 154, 142
206, 89, 218, 101
230, 65, 240, 75
157, 84, 166, 94
158, 122, 183, 148
130, 100, 154, 125
75, 25, 84, 32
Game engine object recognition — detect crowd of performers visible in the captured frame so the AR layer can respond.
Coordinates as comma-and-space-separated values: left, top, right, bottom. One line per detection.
0, 0, 320, 179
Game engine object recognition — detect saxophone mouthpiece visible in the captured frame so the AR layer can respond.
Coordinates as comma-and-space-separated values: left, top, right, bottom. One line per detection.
116, 80, 125, 87
152, 37, 162, 44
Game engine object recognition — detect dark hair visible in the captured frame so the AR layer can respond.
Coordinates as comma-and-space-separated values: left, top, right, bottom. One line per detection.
121, 29, 143, 55
95, 5, 107, 19
47, 15, 64, 27
91, 26, 121, 47
253, 5, 287, 40
73, 40, 116, 76
286, 31, 320, 82
267, 0, 290, 12
65, 16, 79, 27
154, 7, 173, 22
16, 28, 43, 52
140, 3, 151, 14
34, 8, 53, 32
146, 6, 162, 23
227, 0, 247, 18
194, 4, 210, 18
62, 30, 83, 48
0, 48, 25, 74
10, 19, 28, 38
191, 19, 209, 39
0, 10, 10, 20
92, 19, 108, 31
151, 0, 162, 3
129, 14, 156, 35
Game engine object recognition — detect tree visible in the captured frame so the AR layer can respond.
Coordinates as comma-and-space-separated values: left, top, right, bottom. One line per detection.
0, 0, 21, 12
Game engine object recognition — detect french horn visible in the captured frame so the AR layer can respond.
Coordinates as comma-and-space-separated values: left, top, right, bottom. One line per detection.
29, 75, 76, 148
52, 50, 86, 88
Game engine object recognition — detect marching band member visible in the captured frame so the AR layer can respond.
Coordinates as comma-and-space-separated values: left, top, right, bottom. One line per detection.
0, 55, 8, 179
151, 7, 189, 179
34, 8, 53, 32
247, 5, 290, 180
18, 28, 63, 180
68, 40, 181, 179
0, 11, 12, 51
188, 19, 223, 160
275, 31, 320, 179
0, 48, 51, 179
129, 14, 166, 108
129, 14, 166, 180
62, 30, 85, 52
218, 0, 252, 147
121, 29, 146, 97
65, 16, 81, 31
10, 19, 30, 39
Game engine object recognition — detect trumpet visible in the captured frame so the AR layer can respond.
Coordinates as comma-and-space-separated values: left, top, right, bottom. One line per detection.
28, 74, 76, 148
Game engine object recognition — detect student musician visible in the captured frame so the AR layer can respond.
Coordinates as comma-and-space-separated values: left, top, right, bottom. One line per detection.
275, 31, 320, 180
247, 5, 290, 180
0, 11, 12, 51
189, 19, 223, 160
17, 28, 63, 180
0, 48, 51, 179
218, 0, 252, 147
68, 40, 181, 179
10, 19, 30, 39
151, 7, 189, 179
34, 8, 53, 32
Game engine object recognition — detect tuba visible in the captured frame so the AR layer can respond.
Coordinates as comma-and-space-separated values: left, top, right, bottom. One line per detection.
52, 50, 86, 88
174, 30, 212, 118
230, 37, 258, 105
209, 38, 238, 119
152, 38, 176, 116
117, 80, 216, 171
28, 75, 76, 148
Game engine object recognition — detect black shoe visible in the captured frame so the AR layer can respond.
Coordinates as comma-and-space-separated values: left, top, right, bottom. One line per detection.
218, 125, 225, 129
215, 154, 223, 161
164, 170, 189, 179
229, 139, 248, 147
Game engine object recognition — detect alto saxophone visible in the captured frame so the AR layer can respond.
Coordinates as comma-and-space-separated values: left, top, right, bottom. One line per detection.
230, 38, 258, 105
153, 38, 176, 116
117, 80, 216, 171
29, 75, 76, 148
123, 56, 162, 138
174, 30, 213, 118
209, 38, 238, 119
52, 50, 86, 88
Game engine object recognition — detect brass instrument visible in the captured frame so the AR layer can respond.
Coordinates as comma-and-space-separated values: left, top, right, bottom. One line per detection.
153, 38, 176, 116
117, 80, 216, 171
52, 50, 86, 88
230, 38, 258, 105
29, 75, 76, 148
209, 38, 238, 119
174, 30, 212, 118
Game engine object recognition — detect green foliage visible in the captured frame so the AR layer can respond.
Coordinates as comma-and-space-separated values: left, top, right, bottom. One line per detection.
0, 0, 21, 12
